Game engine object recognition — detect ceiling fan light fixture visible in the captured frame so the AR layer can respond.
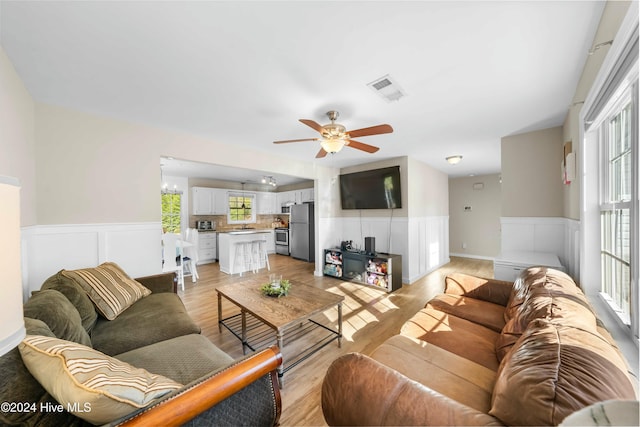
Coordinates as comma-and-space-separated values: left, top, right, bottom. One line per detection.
446, 155, 463, 165
320, 138, 346, 154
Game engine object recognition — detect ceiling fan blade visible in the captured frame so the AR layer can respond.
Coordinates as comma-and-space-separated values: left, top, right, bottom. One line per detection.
299, 119, 324, 133
273, 138, 319, 144
316, 148, 328, 158
346, 139, 380, 153
347, 124, 393, 138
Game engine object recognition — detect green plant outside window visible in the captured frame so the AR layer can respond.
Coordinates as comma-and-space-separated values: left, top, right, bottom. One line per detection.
229, 195, 253, 221
161, 192, 181, 233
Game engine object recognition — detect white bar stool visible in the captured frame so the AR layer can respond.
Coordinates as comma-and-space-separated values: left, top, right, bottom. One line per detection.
251, 239, 270, 272
233, 241, 254, 276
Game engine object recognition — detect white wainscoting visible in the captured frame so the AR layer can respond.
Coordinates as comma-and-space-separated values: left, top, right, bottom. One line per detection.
407, 216, 450, 284
500, 217, 580, 279
21, 222, 162, 298
320, 216, 449, 284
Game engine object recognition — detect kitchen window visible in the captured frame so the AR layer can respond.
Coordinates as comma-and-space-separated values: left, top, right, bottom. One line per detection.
228, 192, 256, 224
161, 191, 182, 233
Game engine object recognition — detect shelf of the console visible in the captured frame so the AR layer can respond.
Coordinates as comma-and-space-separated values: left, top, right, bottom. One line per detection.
323, 248, 401, 293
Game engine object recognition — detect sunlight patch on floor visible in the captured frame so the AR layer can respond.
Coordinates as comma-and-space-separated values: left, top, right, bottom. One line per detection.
323, 282, 400, 341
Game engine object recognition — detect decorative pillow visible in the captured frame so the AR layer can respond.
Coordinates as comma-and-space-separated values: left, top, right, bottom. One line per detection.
41, 272, 98, 333
61, 262, 151, 320
19, 335, 183, 425
0, 319, 67, 427
23, 289, 92, 347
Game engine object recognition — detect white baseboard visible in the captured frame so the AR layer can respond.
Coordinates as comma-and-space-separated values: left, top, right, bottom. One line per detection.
450, 253, 496, 261
405, 257, 450, 284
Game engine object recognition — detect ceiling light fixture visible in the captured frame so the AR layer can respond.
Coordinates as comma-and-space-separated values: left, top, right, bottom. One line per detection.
262, 176, 277, 187
446, 155, 463, 165
320, 138, 346, 154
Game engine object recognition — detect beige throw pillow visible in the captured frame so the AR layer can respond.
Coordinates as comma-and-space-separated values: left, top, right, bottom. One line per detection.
61, 262, 151, 320
19, 335, 182, 425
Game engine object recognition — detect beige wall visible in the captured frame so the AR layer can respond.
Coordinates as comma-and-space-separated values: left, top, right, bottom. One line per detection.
449, 174, 501, 257
561, 0, 631, 220
501, 126, 564, 217
0, 46, 36, 226
407, 157, 449, 217
34, 103, 329, 225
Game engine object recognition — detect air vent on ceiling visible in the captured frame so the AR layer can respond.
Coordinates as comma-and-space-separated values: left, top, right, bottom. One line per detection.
367, 74, 406, 102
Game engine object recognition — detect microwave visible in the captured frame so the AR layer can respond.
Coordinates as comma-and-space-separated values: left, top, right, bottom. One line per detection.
281, 202, 295, 214
196, 220, 214, 231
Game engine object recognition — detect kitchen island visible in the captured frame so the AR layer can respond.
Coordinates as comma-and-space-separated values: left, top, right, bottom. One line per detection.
218, 230, 272, 275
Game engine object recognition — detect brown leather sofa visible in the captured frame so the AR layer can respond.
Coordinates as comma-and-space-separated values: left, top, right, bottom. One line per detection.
322, 267, 638, 426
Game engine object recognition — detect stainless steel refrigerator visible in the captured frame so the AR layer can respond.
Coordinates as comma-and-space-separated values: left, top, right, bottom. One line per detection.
290, 202, 315, 262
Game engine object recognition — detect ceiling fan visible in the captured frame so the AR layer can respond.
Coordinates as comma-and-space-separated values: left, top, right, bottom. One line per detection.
273, 111, 393, 158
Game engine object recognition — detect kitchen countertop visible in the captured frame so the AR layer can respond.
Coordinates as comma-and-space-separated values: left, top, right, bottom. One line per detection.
197, 228, 278, 233
220, 229, 272, 235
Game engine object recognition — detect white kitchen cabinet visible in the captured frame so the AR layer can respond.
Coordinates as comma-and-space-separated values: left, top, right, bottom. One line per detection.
276, 190, 296, 208
212, 189, 228, 215
198, 232, 217, 264
297, 188, 314, 203
257, 192, 277, 215
192, 187, 215, 215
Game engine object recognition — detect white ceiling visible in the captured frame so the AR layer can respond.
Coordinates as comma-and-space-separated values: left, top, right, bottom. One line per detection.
1, 1, 604, 180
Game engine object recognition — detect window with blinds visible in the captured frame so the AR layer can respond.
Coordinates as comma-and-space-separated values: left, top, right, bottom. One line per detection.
597, 73, 636, 327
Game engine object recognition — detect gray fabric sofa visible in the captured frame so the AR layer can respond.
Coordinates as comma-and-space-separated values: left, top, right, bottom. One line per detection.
0, 270, 281, 426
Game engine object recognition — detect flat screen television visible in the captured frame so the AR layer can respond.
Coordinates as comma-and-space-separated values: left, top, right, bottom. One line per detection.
340, 166, 402, 210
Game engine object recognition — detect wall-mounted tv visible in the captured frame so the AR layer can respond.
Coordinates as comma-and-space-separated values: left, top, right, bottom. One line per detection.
340, 166, 402, 210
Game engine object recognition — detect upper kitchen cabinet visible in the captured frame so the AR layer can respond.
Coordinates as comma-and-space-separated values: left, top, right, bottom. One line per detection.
213, 189, 228, 215
297, 188, 314, 203
275, 188, 314, 210
192, 187, 228, 215
192, 187, 214, 215
257, 192, 277, 215
276, 191, 296, 208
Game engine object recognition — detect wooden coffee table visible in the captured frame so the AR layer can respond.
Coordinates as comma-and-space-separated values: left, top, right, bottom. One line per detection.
217, 280, 344, 386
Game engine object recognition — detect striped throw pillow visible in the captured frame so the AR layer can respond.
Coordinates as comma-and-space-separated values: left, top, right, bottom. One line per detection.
61, 262, 151, 320
19, 335, 182, 425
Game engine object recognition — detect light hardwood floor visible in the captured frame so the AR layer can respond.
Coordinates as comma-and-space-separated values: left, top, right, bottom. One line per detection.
179, 254, 493, 426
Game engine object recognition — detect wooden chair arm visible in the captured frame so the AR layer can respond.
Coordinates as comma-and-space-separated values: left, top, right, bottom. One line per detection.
115, 346, 283, 427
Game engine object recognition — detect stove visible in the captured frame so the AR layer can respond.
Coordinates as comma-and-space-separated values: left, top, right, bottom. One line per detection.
275, 227, 289, 255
